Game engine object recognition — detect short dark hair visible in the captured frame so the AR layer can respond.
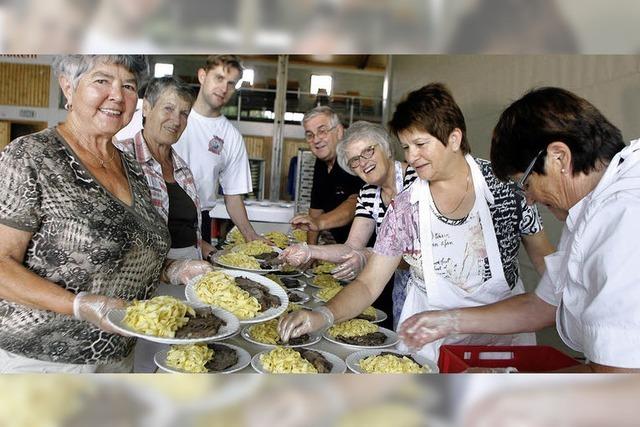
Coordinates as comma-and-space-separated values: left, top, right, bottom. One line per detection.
389, 82, 471, 154
202, 55, 244, 74
144, 76, 195, 108
490, 86, 625, 181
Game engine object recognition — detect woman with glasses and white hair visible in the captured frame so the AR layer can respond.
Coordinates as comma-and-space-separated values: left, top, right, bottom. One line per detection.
279, 121, 418, 327
279, 83, 555, 363
399, 87, 640, 372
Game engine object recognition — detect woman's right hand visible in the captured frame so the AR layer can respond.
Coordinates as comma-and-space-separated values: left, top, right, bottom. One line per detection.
73, 292, 129, 335
277, 243, 312, 267
397, 310, 459, 351
278, 309, 329, 343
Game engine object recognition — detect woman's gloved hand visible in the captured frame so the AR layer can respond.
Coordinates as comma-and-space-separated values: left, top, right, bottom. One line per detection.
278, 306, 334, 343
73, 292, 128, 334
165, 259, 214, 285
331, 247, 368, 280
277, 243, 312, 267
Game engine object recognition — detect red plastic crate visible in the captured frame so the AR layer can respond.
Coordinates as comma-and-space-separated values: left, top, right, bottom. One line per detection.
438, 345, 580, 373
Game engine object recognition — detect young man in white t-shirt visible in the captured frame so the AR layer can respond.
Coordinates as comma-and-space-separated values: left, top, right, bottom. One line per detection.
173, 55, 263, 249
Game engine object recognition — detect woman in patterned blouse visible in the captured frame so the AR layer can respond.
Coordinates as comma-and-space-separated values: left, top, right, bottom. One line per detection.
0, 55, 211, 372
278, 121, 417, 327
279, 83, 555, 362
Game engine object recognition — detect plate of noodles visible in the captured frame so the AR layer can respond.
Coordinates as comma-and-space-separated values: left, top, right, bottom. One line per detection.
185, 270, 288, 324
345, 349, 438, 374
212, 243, 282, 274
106, 296, 240, 345
155, 342, 252, 374
251, 347, 346, 374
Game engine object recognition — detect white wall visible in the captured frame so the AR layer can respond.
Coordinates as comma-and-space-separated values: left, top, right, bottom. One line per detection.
389, 55, 640, 354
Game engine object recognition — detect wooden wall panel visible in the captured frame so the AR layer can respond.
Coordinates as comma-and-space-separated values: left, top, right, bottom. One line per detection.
0, 63, 50, 107
0, 121, 10, 151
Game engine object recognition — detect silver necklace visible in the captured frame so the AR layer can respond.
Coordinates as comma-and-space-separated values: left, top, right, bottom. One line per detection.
436, 170, 470, 215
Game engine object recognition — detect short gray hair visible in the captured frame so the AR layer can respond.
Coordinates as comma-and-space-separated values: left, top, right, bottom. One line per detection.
52, 55, 149, 90
337, 121, 393, 176
302, 106, 341, 129
144, 76, 195, 108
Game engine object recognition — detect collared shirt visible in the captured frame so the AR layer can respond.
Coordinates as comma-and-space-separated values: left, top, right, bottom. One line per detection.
535, 141, 640, 368
115, 131, 202, 255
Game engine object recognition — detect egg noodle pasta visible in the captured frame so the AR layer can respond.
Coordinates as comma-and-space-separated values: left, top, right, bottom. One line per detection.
248, 319, 280, 344
291, 229, 307, 242
259, 347, 318, 373
166, 344, 214, 373
195, 271, 262, 319
233, 241, 275, 256
123, 296, 195, 337
218, 252, 261, 270
226, 227, 245, 244
316, 285, 343, 302
359, 354, 428, 374
313, 274, 340, 289
329, 319, 379, 338
264, 231, 289, 249
362, 306, 377, 318
313, 261, 336, 274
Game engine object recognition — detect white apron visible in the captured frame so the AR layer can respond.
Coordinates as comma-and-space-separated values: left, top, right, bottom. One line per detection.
396, 155, 535, 362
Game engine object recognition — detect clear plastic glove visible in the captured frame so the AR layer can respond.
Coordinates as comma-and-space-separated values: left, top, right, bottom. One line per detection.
290, 214, 321, 232
73, 292, 128, 334
397, 310, 459, 351
165, 259, 214, 285
331, 247, 368, 280
277, 243, 312, 267
278, 306, 334, 343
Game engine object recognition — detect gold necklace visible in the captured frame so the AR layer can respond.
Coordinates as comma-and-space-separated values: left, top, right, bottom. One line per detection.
59, 123, 117, 168
436, 170, 470, 216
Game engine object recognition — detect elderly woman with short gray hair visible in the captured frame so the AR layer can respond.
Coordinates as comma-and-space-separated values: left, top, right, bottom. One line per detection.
279, 121, 417, 326
0, 55, 208, 372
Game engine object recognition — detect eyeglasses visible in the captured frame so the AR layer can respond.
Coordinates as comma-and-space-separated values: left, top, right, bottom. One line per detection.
515, 149, 545, 193
304, 125, 336, 142
347, 145, 377, 169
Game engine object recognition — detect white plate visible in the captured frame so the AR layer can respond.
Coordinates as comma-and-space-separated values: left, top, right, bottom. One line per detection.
251, 348, 346, 374
240, 325, 322, 348
106, 304, 240, 345
345, 349, 438, 374
322, 326, 399, 350
362, 308, 388, 324
286, 289, 310, 304
154, 342, 251, 374
185, 270, 289, 324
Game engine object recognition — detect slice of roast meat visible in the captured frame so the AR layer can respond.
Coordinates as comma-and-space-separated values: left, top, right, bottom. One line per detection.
277, 334, 310, 346
335, 331, 387, 346
286, 291, 302, 302
175, 308, 226, 339
297, 349, 333, 373
235, 277, 280, 311
281, 277, 302, 289
205, 343, 239, 371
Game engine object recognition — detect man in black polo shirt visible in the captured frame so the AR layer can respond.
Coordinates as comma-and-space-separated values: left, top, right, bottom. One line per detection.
291, 106, 364, 244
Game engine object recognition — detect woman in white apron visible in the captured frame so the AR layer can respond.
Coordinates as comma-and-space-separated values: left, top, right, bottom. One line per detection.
279, 121, 417, 327
279, 83, 554, 363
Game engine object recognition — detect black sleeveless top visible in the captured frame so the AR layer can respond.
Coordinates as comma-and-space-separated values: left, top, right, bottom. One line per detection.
166, 181, 198, 248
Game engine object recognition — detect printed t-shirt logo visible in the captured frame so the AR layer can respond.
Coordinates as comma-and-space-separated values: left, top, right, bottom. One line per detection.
208, 135, 224, 155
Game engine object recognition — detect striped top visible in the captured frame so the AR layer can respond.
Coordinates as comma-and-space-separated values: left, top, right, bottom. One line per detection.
355, 162, 418, 231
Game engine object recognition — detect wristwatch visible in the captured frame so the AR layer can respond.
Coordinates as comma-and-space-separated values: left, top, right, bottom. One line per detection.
206, 250, 216, 263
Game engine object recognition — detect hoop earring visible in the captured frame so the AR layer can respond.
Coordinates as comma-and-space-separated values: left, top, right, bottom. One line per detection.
64, 102, 72, 111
